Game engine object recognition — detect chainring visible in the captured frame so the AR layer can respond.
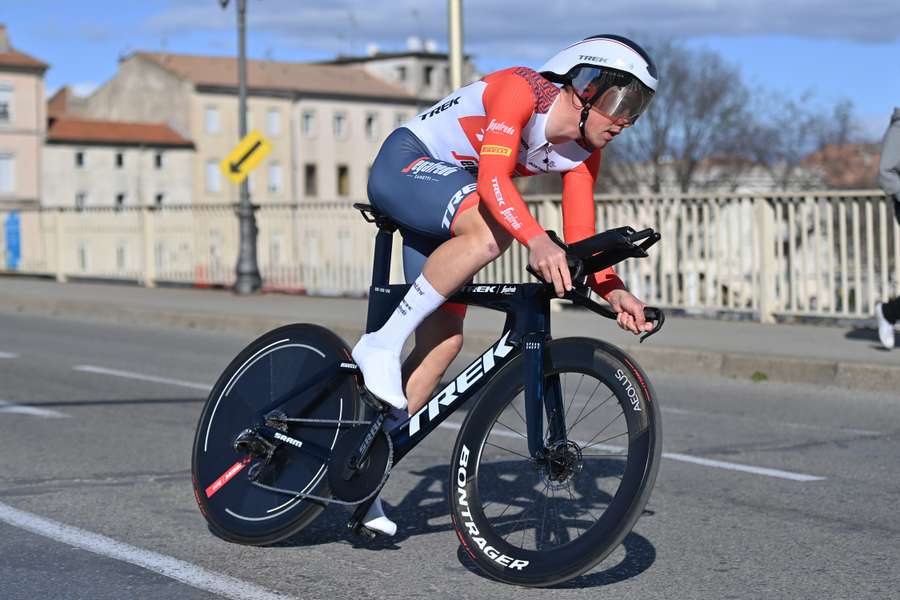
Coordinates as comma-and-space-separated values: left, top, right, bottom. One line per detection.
327, 424, 392, 503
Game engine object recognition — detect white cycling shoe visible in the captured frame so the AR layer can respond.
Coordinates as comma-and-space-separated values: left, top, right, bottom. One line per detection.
362, 497, 397, 536
876, 303, 895, 350
351, 334, 408, 410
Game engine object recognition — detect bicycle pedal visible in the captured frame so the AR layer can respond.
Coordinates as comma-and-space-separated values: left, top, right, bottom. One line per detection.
348, 519, 378, 540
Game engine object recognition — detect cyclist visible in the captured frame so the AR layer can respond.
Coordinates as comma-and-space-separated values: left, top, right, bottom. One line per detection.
352, 34, 658, 535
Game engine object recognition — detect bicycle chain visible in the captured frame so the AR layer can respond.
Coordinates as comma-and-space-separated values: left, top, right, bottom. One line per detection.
248, 431, 393, 506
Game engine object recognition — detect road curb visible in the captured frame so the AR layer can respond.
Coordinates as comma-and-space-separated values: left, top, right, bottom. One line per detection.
3, 292, 898, 394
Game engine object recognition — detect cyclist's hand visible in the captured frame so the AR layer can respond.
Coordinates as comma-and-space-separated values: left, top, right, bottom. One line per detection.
606, 289, 653, 335
528, 233, 572, 297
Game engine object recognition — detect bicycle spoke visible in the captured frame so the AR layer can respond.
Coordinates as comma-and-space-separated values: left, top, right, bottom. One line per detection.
582, 429, 630, 451
563, 374, 585, 420
491, 418, 528, 441
509, 396, 527, 426
484, 440, 531, 460
568, 381, 605, 432
583, 411, 625, 448
568, 391, 616, 433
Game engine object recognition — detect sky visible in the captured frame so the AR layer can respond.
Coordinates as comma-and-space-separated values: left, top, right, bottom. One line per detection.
2, 0, 899, 140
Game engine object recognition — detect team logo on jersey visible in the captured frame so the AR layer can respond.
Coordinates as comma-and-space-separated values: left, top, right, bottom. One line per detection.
451, 151, 479, 176
458, 116, 488, 153
402, 157, 459, 181
418, 96, 461, 120
486, 119, 516, 136
442, 182, 478, 230
481, 145, 513, 157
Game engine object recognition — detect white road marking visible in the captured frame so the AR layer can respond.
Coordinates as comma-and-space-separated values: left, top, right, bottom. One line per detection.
661, 452, 825, 481
0, 400, 69, 418
0, 351, 19, 358
0, 501, 296, 600
440, 420, 826, 482
73, 365, 211, 391
73, 365, 828, 482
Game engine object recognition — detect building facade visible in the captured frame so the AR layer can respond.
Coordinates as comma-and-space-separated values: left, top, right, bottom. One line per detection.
43, 116, 194, 208
0, 25, 47, 208
76, 52, 427, 205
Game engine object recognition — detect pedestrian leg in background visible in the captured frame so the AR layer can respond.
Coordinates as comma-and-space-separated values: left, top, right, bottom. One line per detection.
875, 298, 900, 350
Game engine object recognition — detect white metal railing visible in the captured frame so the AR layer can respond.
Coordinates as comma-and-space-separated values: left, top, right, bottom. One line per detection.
1, 192, 896, 321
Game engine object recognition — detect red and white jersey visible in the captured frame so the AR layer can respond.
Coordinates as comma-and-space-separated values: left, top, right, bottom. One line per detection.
403, 68, 593, 178
401, 67, 623, 297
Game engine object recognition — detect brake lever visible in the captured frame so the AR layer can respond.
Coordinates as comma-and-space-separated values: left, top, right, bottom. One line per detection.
640, 307, 665, 343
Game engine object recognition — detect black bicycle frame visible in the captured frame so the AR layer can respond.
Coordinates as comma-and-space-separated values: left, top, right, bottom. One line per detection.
364, 220, 566, 465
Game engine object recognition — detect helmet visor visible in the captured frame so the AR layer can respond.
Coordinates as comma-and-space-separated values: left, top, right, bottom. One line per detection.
571, 67, 655, 122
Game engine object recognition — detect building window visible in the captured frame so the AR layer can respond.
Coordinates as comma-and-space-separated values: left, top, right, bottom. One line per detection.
78, 241, 89, 271
396, 66, 407, 82
0, 85, 12, 123
75, 150, 85, 168
115, 152, 124, 168
268, 162, 283, 194
0, 154, 14, 193
333, 112, 347, 138
115, 192, 126, 208
304, 163, 317, 197
301, 110, 316, 138
267, 108, 281, 136
206, 160, 221, 193
75, 191, 87, 210
205, 106, 220, 134
116, 242, 127, 271
424, 65, 434, 87
154, 152, 163, 169
394, 112, 409, 127
336, 164, 350, 196
155, 192, 165, 207
365, 113, 379, 141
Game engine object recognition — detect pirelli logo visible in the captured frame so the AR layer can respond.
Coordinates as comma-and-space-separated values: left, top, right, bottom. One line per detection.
481, 144, 512, 157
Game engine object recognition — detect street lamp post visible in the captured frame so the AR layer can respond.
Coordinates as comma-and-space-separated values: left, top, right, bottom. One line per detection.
221, 0, 262, 294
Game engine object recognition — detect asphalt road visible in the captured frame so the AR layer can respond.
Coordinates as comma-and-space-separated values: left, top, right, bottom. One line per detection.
1, 311, 898, 599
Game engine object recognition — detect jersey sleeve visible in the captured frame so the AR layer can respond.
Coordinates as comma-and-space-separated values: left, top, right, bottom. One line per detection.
561, 151, 626, 298
476, 74, 544, 245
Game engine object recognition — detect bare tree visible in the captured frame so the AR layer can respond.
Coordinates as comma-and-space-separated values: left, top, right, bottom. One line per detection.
601, 39, 753, 193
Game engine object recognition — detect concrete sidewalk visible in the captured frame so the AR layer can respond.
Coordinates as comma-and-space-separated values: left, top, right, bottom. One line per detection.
2, 275, 899, 392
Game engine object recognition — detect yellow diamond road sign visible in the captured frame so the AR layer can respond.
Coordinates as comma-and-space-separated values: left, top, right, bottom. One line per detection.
221, 130, 272, 184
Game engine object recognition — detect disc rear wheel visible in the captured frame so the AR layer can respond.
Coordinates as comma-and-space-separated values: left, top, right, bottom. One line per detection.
191, 324, 363, 545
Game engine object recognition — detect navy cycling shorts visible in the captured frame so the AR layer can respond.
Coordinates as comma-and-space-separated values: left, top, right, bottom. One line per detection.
367, 127, 479, 284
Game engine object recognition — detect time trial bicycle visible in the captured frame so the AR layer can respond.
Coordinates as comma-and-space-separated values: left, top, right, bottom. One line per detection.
191, 202, 665, 587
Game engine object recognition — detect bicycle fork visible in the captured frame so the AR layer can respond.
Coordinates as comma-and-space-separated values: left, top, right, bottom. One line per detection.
523, 332, 567, 459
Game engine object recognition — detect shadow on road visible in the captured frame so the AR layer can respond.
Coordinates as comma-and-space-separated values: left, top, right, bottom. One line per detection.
279, 459, 656, 588
845, 326, 895, 350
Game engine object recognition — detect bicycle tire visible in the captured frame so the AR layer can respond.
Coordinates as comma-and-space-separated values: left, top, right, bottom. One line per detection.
191, 323, 363, 545
448, 337, 661, 586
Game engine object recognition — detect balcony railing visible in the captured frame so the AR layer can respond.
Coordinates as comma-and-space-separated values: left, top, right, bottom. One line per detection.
1, 191, 896, 322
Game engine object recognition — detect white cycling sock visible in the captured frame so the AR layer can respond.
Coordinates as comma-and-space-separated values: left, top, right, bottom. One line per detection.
369, 274, 446, 353
362, 496, 397, 536
352, 275, 445, 410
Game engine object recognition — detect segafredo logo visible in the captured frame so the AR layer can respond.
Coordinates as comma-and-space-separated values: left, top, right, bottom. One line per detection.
486, 119, 516, 135
402, 157, 459, 177
456, 444, 529, 570
408, 332, 514, 435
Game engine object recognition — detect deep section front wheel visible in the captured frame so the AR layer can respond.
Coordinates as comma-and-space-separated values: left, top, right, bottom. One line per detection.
449, 337, 661, 586
191, 324, 363, 545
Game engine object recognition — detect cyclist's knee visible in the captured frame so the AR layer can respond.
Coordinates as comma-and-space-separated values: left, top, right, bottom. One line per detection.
443, 331, 464, 357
